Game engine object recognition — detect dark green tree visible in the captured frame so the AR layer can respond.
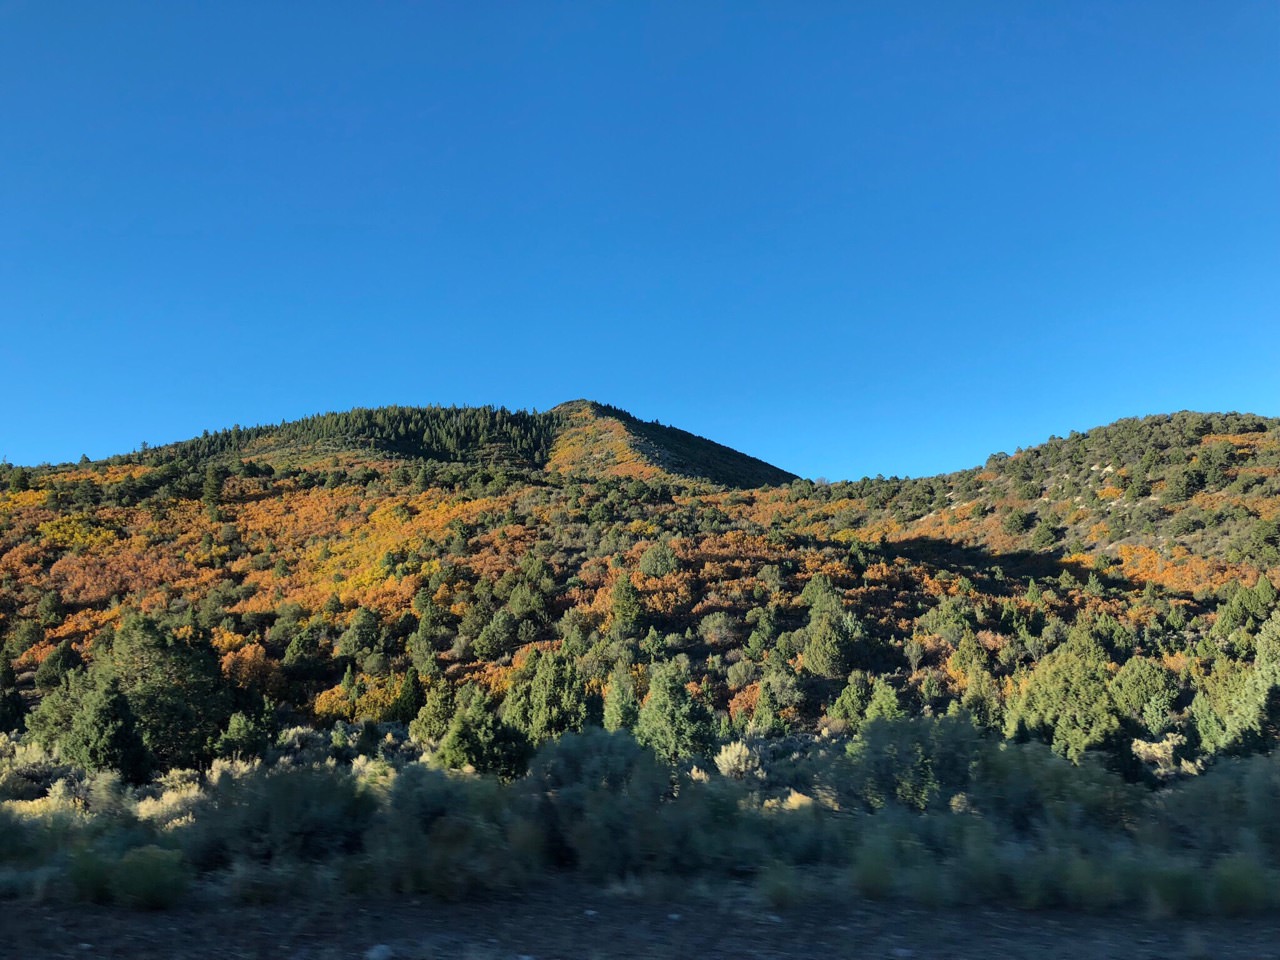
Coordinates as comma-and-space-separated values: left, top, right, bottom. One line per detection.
804, 610, 863, 679
603, 664, 639, 732
60, 678, 150, 783
0, 656, 24, 733
201, 463, 230, 518
634, 660, 713, 762
388, 667, 426, 724
34, 639, 81, 693
409, 681, 456, 744
609, 574, 644, 639
638, 541, 679, 577
106, 615, 231, 770
213, 709, 271, 759
1005, 637, 1119, 762
336, 607, 382, 662
527, 647, 587, 744
830, 670, 873, 730
436, 683, 531, 779
472, 608, 518, 660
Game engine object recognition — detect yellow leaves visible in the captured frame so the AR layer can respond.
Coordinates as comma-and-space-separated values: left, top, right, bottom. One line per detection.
545, 412, 663, 480
1, 489, 46, 510
314, 685, 355, 722
221, 643, 278, 693
211, 626, 248, 654
354, 674, 400, 721
37, 514, 118, 551
626, 519, 659, 538
1202, 432, 1277, 453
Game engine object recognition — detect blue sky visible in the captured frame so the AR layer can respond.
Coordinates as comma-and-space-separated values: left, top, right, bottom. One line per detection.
3, 2, 1277, 479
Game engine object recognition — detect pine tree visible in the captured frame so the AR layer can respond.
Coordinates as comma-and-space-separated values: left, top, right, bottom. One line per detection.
603, 665, 639, 732
528, 649, 586, 744
408, 682, 455, 744
0, 656, 24, 733
62, 678, 150, 783
634, 661, 713, 762
436, 684, 530, 779
389, 667, 426, 724
609, 574, 643, 639
201, 463, 229, 519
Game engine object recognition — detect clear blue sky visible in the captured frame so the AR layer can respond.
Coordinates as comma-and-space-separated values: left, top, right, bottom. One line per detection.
3, 2, 1277, 479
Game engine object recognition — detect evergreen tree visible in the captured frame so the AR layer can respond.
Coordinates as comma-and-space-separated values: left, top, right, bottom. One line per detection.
409, 682, 455, 744
748, 680, 785, 737
34, 638, 81, 693
864, 678, 904, 724
1005, 636, 1119, 762
528, 648, 587, 744
106, 615, 231, 770
0, 656, 24, 733
472, 608, 518, 660
61, 678, 150, 783
609, 574, 643, 639
436, 683, 530, 779
388, 667, 426, 724
634, 660, 713, 762
603, 664, 639, 732
201, 463, 230, 518
336, 607, 382, 662
830, 670, 872, 731
214, 710, 271, 759
804, 610, 863, 679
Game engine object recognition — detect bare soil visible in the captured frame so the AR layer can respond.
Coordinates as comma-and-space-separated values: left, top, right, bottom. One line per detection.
4, 883, 1277, 960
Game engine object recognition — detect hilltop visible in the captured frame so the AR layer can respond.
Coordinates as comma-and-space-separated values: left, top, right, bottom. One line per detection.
79, 399, 795, 490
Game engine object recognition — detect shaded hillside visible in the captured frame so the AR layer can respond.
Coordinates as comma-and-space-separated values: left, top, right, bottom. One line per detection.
548, 400, 797, 488
788, 411, 1280, 590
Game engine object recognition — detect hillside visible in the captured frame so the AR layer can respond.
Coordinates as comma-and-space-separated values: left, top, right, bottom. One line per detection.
1, 404, 1279, 917
790, 410, 1280, 586
81, 400, 796, 489
547, 400, 797, 488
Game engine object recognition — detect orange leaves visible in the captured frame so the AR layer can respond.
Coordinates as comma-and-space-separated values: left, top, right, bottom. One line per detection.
1115, 543, 1239, 594
49, 549, 192, 608
220, 643, 281, 695
727, 682, 760, 721
545, 411, 664, 480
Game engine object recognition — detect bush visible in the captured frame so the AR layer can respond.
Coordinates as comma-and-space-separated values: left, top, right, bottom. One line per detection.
182, 765, 375, 870
361, 762, 537, 899
522, 729, 669, 879
1210, 853, 1271, 916
67, 847, 115, 904
115, 845, 189, 910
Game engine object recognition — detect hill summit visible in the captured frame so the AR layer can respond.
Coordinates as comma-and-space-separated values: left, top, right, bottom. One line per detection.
110, 400, 796, 489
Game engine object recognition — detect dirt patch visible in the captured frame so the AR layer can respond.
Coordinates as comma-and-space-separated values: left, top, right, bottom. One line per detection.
4, 883, 1278, 960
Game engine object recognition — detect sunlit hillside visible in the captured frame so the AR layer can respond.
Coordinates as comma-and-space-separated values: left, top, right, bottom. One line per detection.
2, 403, 1278, 915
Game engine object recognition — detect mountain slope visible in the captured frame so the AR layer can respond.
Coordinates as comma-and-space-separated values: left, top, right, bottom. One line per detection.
91, 400, 796, 489
786, 410, 1280, 588
547, 400, 796, 488
1, 403, 1278, 798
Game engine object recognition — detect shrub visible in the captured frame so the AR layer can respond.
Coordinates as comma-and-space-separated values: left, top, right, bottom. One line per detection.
115, 845, 189, 910
182, 765, 375, 870
523, 729, 669, 878
1210, 853, 1271, 916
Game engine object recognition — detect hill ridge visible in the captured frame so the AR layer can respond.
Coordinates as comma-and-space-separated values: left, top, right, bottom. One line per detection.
81, 399, 795, 490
